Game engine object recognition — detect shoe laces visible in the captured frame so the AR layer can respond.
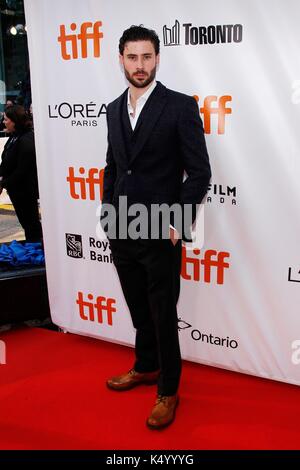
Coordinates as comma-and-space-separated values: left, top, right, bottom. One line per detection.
128, 368, 137, 376
156, 395, 168, 405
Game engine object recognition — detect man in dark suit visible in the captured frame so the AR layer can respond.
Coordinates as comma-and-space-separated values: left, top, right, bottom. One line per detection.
101, 25, 211, 429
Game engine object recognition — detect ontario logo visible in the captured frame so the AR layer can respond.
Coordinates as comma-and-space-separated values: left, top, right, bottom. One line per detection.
58, 21, 104, 60
163, 20, 243, 46
178, 318, 238, 349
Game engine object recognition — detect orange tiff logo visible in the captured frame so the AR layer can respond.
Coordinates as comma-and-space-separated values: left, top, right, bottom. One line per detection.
76, 291, 116, 326
194, 95, 232, 134
181, 247, 230, 284
67, 167, 104, 200
58, 21, 103, 60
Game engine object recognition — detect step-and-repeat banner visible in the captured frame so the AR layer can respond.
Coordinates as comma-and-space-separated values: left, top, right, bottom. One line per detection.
24, 0, 300, 385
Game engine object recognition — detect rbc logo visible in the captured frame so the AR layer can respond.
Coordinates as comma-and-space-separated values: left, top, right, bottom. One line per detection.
66, 233, 83, 258
58, 21, 104, 60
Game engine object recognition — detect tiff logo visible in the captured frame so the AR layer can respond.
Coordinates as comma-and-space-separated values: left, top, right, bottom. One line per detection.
67, 167, 104, 200
181, 247, 230, 284
194, 95, 232, 134
66, 233, 83, 258
291, 340, 300, 365
58, 21, 103, 60
76, 291, 116, 326
163, 20, 180, 46
0, 340, 6, 365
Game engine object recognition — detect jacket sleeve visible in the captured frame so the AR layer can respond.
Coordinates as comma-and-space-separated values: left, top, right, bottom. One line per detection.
0, 137, 13, 179
178, 96, 211, 207
170, 96, 211, 241
1, 134, 37, 190
176, 97, 211, 241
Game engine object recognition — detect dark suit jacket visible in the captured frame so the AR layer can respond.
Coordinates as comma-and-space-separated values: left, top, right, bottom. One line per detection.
0, 129, 39, 199
102, 81, 211, 240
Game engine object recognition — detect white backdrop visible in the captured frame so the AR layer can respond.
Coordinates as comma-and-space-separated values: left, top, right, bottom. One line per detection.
24, 0, 300, 385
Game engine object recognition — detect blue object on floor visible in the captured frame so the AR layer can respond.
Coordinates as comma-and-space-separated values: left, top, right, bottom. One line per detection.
0, 240, 45, 266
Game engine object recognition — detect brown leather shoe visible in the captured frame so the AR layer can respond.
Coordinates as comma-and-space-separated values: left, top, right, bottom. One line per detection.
146, 394, 179, 430
106, 369, 159, 391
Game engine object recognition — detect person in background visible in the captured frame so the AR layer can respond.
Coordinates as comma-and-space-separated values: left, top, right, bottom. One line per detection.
0, 105, 42, 242
0, 100, 14, 132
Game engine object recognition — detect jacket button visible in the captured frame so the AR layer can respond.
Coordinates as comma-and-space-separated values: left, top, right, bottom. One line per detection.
127, 170, 132, 175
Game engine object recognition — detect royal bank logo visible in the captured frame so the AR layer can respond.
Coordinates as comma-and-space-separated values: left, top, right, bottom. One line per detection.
66, 233, 83, 258
163, 19, 243, 46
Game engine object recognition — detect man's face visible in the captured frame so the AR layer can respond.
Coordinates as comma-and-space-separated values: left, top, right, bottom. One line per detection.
120, 40, 159, 89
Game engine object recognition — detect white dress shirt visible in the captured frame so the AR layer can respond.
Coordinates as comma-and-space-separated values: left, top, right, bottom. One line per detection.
127, 80, 157, 130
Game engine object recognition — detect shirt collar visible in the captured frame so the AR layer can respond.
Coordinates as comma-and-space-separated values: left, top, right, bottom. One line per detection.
127, 80, 157, 109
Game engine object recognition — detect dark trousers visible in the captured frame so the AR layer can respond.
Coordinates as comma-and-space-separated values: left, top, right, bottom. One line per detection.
109, 238, 182, 396
8, 191, 42, 242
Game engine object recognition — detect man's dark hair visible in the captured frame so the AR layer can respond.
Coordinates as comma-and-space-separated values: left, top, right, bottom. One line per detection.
119, 25, 160, 55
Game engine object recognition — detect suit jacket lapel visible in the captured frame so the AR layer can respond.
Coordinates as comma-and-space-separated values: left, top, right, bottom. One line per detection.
122, 94, 133, 137
130, 82, 167, 164
109, 89, 129, 168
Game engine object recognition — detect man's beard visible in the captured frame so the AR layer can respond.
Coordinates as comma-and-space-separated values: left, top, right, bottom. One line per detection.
124, 65, 157, 88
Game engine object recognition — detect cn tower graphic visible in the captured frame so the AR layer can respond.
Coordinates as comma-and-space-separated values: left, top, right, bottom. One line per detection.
163, 20, 180, 46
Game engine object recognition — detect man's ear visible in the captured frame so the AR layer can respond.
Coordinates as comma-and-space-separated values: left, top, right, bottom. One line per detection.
119, 54, 124, 67
156, 53, 160, 66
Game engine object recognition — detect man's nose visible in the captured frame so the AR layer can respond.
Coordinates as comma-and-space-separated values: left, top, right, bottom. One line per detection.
136, 57, 144, 69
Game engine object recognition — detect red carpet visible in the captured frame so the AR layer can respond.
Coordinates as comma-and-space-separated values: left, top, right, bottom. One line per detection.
0, 326, 299, 450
